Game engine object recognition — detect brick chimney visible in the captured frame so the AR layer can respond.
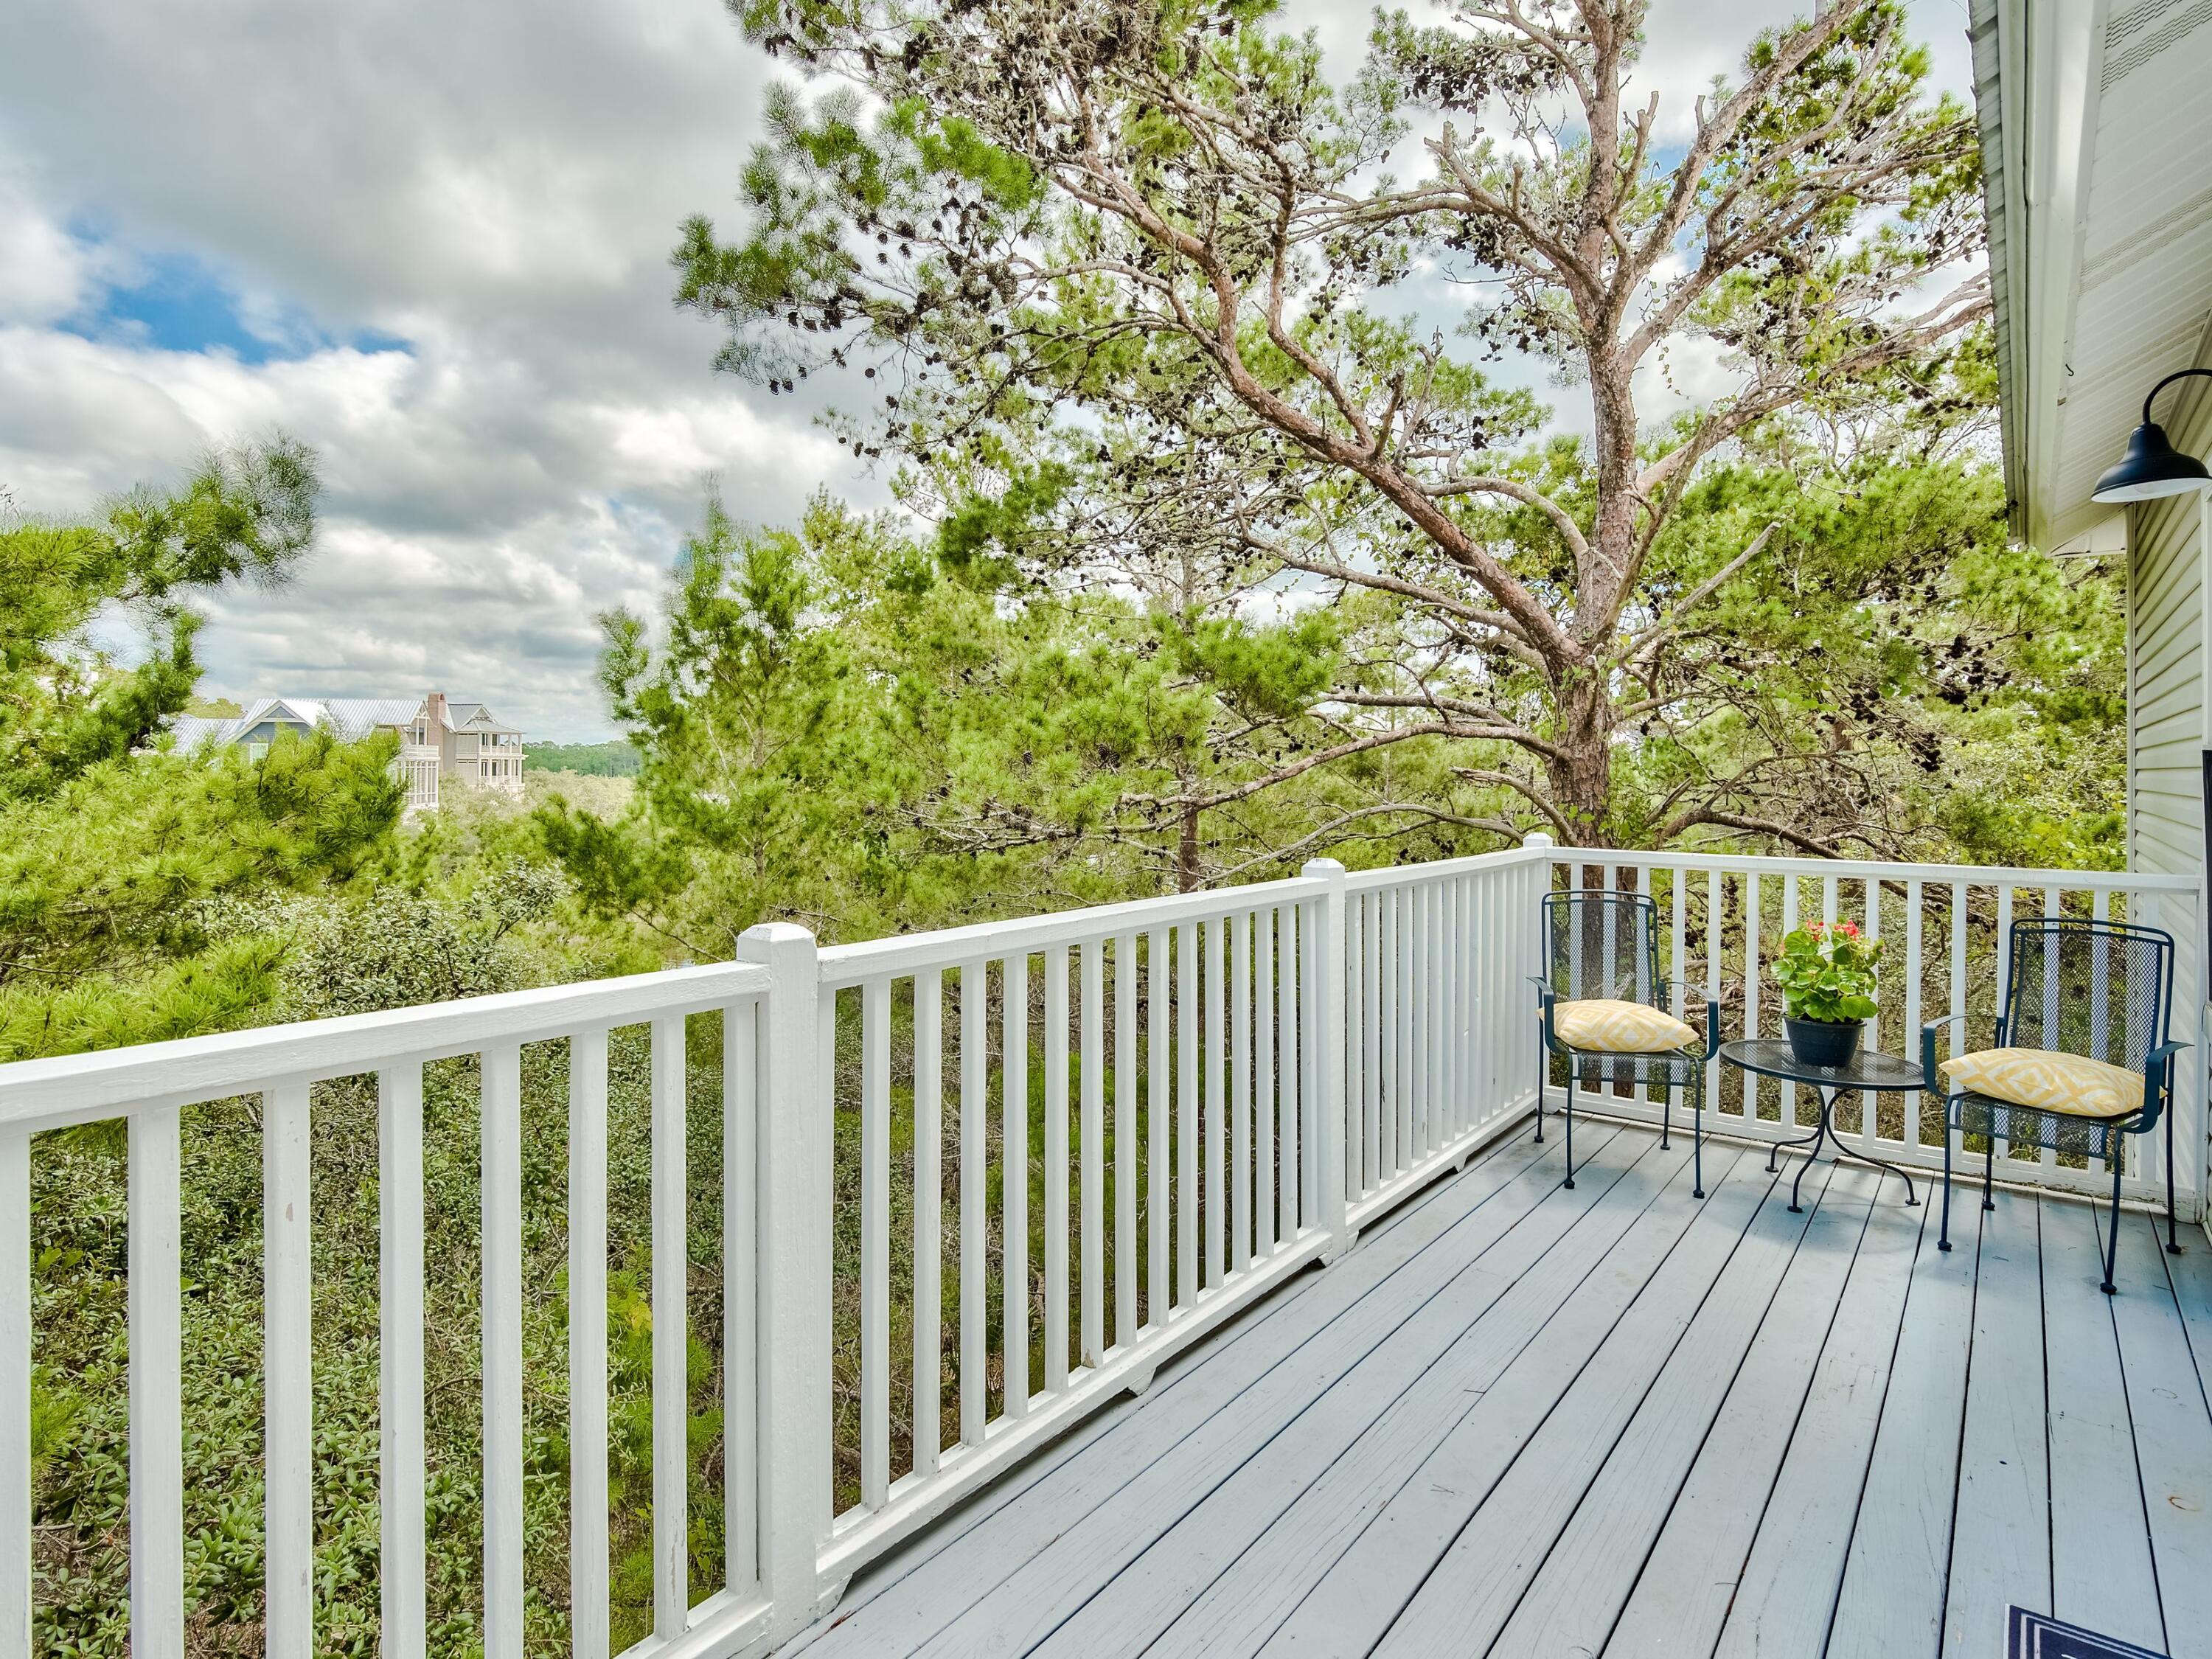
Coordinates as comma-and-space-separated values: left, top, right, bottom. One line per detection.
426, 689, 449, 731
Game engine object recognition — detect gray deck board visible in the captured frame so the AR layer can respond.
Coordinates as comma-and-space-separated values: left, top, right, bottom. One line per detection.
2041, 1198, 2164, 1652
1027, 1131, 1683, 1659
1940, 1183, 2053, 1655
1601, 1165, 1884, 1659
2115, 1215, 2212, 1659
798, 1122, 1581, 1657
1380, 1159, 1814, 1659
779, 1124, 2212, 1659
1823, 1175, 1986, 1659
1097, 1138, 1708, 1659
1258, 1144, 1753, 1659
1709, 1169, 1923, 1658
1488, 1157, 1868, 1659
898, 1130, 1644, 1659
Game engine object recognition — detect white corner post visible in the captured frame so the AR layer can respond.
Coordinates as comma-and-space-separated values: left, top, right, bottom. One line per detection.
1302, 859, 1351, 1259
739, 922, 832, 1642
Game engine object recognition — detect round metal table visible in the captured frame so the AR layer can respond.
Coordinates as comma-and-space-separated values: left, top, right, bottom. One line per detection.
1718, 1038, 1925, 1212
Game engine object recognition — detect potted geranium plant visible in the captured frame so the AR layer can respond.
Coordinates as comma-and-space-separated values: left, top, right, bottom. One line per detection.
1772, 920, 1880, 1068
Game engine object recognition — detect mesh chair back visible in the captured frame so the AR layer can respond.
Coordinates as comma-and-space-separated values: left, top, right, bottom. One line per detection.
2001, 917, 2172, 1073
1542, 890, 1660, 1006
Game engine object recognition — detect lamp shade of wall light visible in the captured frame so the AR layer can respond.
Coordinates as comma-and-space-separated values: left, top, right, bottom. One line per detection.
2092, 367, 2212, 504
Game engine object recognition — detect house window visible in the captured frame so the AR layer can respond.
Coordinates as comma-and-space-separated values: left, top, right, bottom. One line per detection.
247, 742, 268, 762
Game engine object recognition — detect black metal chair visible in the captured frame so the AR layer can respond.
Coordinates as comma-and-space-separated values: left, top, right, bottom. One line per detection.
1533, 890, 1722, 1196
1923, 917, 2189, 1294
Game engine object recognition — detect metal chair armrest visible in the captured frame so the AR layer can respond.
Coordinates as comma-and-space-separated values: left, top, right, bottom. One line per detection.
2142, 1039, 2191, 1121
1528, 975, 1559, 1054
1701, 998, 1723, 1061
1921, 1012, 1970, 1095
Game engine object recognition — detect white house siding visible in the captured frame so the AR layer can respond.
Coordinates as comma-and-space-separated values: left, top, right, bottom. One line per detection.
2126, 361, 2212, 880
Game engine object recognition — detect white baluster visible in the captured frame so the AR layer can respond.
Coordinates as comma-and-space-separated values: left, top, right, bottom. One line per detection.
722, 1005, 757, 1601
1080, 940, 1105, 1364
1044, 947, 1071, 1388
1115, 932, 1138, 1343
960, 962, 987, 1444
1002, 956, 1029, 1416
913, 970, 942, 1474
653, 1015, 690, 1630
131, 1103, 184, 1659
383, 1063, 431, 1658
265, 1077, 316, 1656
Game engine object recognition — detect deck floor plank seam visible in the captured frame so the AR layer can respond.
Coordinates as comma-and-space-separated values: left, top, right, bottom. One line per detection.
1234, 1150, 1784, 1657
1245, 1146, 1781, 1659
1367, 1158, 1829, 1659
882, 1128, 1652, 1659
797, 1122, 1586, 1656
1822, 1178, 1986, 1659
1033, 1135, 1714, 1659
1708, 1169, 1927, 1659
1601, 1166, 1894, 1659
1503, 1164, 1891, 1659
1130, 1143, 1735, 1659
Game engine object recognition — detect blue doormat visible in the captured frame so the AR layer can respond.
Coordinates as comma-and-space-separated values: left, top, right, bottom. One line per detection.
2008, 1607, 2168, 1658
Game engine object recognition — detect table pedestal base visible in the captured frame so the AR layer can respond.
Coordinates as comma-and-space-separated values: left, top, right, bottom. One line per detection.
1764, 1085, 1920, 1211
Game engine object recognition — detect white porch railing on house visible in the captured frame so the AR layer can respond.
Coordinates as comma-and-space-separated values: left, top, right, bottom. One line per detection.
0, 841, 2202, 1657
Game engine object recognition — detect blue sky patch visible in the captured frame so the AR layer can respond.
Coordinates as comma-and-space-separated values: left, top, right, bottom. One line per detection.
60, 232, 409, 364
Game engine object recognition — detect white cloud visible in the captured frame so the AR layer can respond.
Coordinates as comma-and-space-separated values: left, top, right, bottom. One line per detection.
0, 0, 1977, 739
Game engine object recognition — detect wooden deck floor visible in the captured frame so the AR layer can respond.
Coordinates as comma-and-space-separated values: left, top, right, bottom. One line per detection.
785, 1120, 2212, 1659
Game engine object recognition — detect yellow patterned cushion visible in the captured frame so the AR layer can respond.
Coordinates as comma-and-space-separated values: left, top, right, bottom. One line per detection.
1551, 998, 1697, 1054
1936, 1048, 2144, 1119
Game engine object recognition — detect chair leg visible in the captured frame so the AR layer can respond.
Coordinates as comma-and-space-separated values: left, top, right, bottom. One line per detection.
1564, 1067, 1576, 1191
1938, 1121, 1954, 1253
1692, 1085, 1705, 1200
2168, 1108, 2182, 1256
1981, 1133, 1995, 1211
1658, 1074, 1671, 1150
1534, 1042, 1544, 1144
2102, 1152, 2123, 1295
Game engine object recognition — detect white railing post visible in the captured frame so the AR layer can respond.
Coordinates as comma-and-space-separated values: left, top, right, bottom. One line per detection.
1302, 859, 1351, 1259
740, 922, 835, 1638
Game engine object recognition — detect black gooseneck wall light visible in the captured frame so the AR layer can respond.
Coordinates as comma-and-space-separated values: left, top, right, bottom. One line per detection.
2092, 367, 2212, 504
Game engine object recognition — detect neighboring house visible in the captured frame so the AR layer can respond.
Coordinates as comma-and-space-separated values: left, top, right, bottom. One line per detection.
170, 688, 526, 812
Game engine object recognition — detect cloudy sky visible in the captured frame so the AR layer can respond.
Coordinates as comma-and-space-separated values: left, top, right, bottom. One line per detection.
0, 0, 1973, 740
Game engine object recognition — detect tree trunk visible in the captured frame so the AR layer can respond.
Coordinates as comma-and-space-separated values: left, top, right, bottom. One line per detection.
1177, 798, 1203, 892
1545, 670, 1618, 848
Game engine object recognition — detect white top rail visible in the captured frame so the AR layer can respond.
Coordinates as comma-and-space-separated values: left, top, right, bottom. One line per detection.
1554, 846, 2201, 891
1342, 845, 1551, 892
818, 874, 1329, 986
0, 959, 772, 1132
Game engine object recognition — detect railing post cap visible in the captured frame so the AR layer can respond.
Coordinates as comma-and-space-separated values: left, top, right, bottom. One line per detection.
1300, 857, 1347, 880
737, 920, 818, 958
1523, 832, 1555, 848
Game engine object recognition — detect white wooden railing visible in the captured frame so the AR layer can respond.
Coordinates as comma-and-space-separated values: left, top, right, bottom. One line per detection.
0, 841, 2200, 1656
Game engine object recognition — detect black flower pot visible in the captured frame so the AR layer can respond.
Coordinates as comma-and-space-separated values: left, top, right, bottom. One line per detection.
1784, 1015, 1862, 1069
